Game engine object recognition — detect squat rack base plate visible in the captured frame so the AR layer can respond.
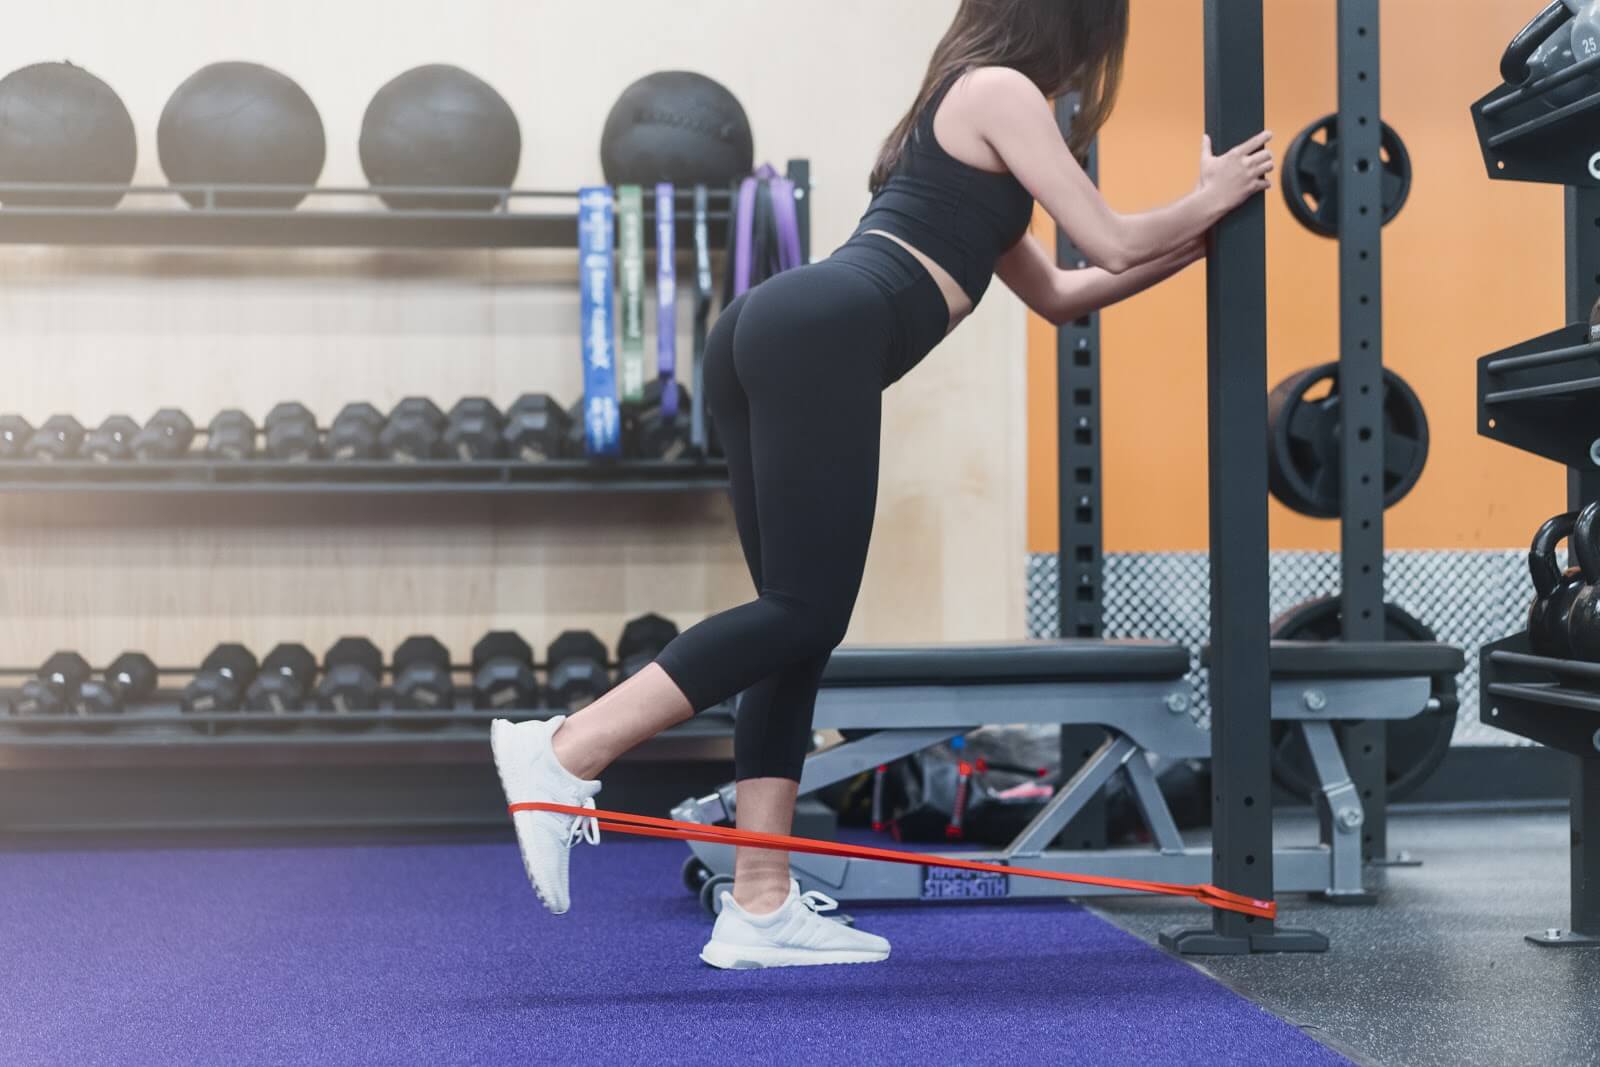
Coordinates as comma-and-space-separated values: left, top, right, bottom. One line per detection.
1526, 930, 1600, 949
1159, 925, 1330, 956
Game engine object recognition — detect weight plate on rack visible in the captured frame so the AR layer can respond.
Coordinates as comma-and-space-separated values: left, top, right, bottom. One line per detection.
1282, 113, 1412, 237
1267, 361, 1429, 519
1268, 596, 1459, 803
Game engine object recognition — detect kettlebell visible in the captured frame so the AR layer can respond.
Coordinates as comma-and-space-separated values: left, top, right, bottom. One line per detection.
1564, 501, 1600, 661
1528, 510, 1585, 656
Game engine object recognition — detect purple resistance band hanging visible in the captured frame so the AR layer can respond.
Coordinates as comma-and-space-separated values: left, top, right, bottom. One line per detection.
655, 182, 678, 419
732, 164, 805, 296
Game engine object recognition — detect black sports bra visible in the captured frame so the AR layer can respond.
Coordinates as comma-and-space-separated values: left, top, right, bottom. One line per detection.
853, 71, 1036, 305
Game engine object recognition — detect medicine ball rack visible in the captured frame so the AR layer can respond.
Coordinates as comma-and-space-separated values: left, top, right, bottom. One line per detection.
1473, 26, 1600, 948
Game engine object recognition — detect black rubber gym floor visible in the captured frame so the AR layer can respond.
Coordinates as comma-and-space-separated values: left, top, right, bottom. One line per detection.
1095, 808, 1600, 1067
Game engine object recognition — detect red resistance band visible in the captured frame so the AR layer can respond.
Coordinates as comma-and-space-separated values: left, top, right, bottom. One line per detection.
509, 801, 1277, 921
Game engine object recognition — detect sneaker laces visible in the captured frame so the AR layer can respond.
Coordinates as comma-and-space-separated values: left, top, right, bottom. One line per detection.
565, 796, 600, 848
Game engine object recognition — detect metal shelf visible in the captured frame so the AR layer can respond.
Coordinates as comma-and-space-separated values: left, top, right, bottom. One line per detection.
1479, 634, 1600, 756
1471, 71, 1600, 187
1478, 323, 1600, 468
0, 458, 729, 496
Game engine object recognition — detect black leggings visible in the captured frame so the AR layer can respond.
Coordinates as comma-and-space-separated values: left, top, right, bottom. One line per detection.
654, 235, 948, 781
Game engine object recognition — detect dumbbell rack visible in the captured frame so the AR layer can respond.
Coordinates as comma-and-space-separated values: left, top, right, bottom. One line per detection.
1473, 61, 1600, 947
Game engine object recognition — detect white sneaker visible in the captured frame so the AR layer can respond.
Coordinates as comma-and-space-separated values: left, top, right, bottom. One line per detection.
700, 880, 891, 969
490, 716, 601, 914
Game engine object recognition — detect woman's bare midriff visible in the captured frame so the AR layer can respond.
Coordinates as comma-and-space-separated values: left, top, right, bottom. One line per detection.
862, 229, 972, 335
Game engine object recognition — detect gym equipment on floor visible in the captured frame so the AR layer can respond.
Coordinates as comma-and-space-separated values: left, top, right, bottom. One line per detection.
393, 635, 455, 719
503, 394, 569, 463
1267, 363, 1428, 518
617, 614, 679, 680
546, 632, 611, 710
471, 632, 538, 710
316, 638, 383, 720
264, 403, 320, 461
444, 398, 505, 461
1281, 114, 1412, 237
13, 652, 92, 717
132, 409, 195, 460
84, 415, 140, 461
327, 402, 384, 461
244, 643, 318, 716
158, 61, 325, 208
359, 64, 520, 211
26, 415, 84, 461
205, 410, 257, 461
601, 71, 754, 188
73, 652, 157, 716
182, 644, 259, 715
379, 398, 447, 461
674, 637, 1461, 913
0, 415, 32, 458
1527, 510, 1587, 657
0, 61, 137, 207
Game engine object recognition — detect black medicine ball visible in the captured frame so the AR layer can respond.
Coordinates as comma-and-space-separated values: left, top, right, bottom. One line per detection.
600, 70, 754, 187
0, 61, 137, 207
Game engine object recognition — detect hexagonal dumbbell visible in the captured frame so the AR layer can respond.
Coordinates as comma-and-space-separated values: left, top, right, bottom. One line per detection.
444, 398, 506, 461
471, 631, 539, 711
564, 398, 590, 458
503, 394, 571, 464
0, 416, 33, 459
132, 409, 196, 461
12, 651, 93, 718
393, 635, 456, 726
84, 415, 142, 462
616, 613, 680, 681
26, 415, 85, 461
181, 644, 259, 717
72, 652, 158, 717
244, 643, 318, 717
631, 380, 694, 461
546, 631, 612, 710
264, 403, 321, 461
315, 637, 383, 723
379, 397, 448, 462
328, 402, 385, 461
206, 410, 257, 461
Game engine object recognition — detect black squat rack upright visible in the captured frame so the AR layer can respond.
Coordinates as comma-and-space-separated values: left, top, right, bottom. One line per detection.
1472, 1, 1600, 948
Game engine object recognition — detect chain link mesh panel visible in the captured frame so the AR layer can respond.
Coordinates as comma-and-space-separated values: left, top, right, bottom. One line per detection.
1026, 549, 1531, 746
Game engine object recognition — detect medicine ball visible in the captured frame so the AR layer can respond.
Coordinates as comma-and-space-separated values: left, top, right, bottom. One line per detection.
600, 71, 754, 187
158, 61, 325, 208
359, 64, 521, 211
0, 61, 136, 207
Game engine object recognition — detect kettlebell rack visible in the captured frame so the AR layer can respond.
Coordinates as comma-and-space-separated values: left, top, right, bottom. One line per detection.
1473, 22, 1600, 947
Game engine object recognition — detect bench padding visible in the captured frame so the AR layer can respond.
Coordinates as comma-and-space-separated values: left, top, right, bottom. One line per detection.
820, 640, 1191, 687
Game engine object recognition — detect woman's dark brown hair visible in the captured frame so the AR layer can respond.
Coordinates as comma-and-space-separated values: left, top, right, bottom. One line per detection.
870, 0, 1129, 191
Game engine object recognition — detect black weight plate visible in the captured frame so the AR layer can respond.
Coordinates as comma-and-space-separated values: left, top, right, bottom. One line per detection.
1267, 362, 1429, 519
1282, 113, 1412, 237
1268, 597, 1458, 802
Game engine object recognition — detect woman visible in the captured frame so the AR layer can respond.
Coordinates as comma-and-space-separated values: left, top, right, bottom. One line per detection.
493, 0, 1271, 969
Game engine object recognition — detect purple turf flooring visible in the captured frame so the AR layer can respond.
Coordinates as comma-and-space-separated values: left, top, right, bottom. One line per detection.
0, 836, 1350, 1066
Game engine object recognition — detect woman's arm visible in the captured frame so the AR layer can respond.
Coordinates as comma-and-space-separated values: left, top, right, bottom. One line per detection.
962, 67, 1271, 274
995, 232, 1204, 326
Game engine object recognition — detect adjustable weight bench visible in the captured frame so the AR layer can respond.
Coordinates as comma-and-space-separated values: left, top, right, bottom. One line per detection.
675, 637, 1463, 909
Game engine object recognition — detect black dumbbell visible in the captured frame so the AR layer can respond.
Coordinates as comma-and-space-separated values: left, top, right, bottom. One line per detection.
444, 398, 506, 461
133, 408, 196, 461
547, 631, 612, 710
12, 651, 93, 719
616, 614, 680, 681
72, 652, 158, 720
0, 416, 34, 459
328, 402, 384, 460
84, 415, 142, 462
564, 398, 591, 458
206, 410, 257, 461
181, 644, 259, 718
244, 643, 318, 717
471, 632, 540, 710
379, 397, 448, 461
264, 403, 321, 461
27, 415, 85, 461
394, 635, 455, 724
316, 637, 383, 722
631, 380, 694, 460
504, 394, 571, 463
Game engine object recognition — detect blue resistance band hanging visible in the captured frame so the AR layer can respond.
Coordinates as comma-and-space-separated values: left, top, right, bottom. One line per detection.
577, 186, 622, 457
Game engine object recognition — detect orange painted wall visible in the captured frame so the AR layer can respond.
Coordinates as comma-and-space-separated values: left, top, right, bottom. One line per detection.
1026, 0, 1568, 554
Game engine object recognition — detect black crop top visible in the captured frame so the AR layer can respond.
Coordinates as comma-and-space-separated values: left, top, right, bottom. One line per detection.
853, 71, 1036, 305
